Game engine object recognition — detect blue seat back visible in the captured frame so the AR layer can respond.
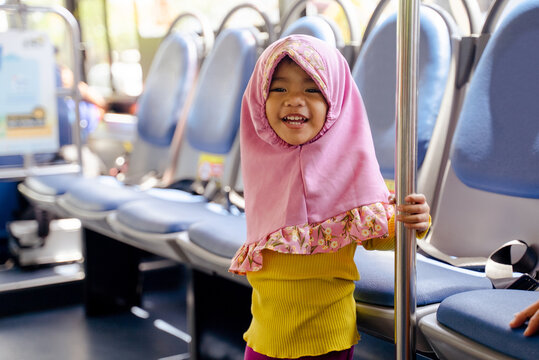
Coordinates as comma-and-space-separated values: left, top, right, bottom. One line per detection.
185, 28, 258, 155
137, 32, 199, 148
451, 2, 539, 199
430, 0, 539, 258
352, 6, 451, 179
121, 32, 200, 183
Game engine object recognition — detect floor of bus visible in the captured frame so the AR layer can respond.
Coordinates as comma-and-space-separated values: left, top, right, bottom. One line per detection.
0, 255, 434, 360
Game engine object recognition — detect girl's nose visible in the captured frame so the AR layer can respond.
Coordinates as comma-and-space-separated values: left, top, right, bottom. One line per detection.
284, 93, 305, 107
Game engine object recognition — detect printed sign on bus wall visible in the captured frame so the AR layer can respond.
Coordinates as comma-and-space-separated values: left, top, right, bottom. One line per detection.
197, 153, 224, 181
385, 179, 395, 195
0, 31, 59, 156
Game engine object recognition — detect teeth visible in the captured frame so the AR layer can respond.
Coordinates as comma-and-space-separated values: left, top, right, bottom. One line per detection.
283, 115, 307, 122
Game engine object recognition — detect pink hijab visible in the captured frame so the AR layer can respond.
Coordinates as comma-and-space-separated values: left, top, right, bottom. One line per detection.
241, 35, 389, 247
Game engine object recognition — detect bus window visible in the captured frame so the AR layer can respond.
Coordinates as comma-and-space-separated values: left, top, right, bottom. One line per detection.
78, 0, 141, 99
133, 0, 278, 86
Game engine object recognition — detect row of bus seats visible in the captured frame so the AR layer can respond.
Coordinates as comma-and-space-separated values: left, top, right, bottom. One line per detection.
17, 11, 211, 212
416, 0, 539, 358
107, 0, 464, 356
15, 0, 539, 358
16, 1, 276, 322
357, 0, 539, 358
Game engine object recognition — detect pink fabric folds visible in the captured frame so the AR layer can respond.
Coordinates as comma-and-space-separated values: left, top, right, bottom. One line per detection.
239, 35, 389, 256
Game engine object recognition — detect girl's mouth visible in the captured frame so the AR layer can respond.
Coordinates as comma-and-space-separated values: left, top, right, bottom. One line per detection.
282, 115, 308, 128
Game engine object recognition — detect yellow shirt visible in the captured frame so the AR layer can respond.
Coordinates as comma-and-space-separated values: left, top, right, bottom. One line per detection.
243, 212, 429, 357
244, 218, 396, 358
245, 244, 360, 357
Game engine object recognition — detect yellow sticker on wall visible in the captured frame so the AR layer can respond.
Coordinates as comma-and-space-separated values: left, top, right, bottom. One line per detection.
385, 179, 395, 194
198, 153, 224, 181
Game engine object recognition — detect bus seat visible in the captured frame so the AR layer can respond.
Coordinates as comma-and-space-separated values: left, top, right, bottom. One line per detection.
421, 289, 539, 360
352, 5, 452, 200
19, 30, 201, 212
57, 26, 254, 226
419, 0, 539, 273
121, 31, 200, 183
179, 211, 247, 281
415, 0, 539, 358
353, 247, 492, 351
99, 26, 261, 259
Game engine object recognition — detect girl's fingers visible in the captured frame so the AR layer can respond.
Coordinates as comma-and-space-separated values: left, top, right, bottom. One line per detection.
510, 301, 539, 336
510, 313, 526, 328
524, 310, 539, 336
400, 220, 430, 231
396, 203, 429, 214
396, 213, 429, 222
404, 193, 426, 204
394, 193, 430, 231
396, 214, 430, 232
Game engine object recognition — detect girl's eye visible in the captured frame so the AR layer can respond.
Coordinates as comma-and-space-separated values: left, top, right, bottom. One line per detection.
306, 88, 321, 93
269, 87, 286, 93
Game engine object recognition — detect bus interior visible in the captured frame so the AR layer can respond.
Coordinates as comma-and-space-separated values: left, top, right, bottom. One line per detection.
0, 0, 538, 359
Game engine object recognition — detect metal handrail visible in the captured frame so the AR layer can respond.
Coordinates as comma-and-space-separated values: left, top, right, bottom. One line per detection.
361, 0, 481, 53
165, 10, 215, 57
481, 0, 511, 34
279, 0, 359, 45
395, 0, 420, 358
216, 3, 276, 45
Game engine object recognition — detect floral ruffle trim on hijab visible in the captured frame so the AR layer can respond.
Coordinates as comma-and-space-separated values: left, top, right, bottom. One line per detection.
229, 202, 394, 275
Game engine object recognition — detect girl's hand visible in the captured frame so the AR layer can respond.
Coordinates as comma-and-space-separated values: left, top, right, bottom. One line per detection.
395, 193, 430, 232
510, 300, 539, 336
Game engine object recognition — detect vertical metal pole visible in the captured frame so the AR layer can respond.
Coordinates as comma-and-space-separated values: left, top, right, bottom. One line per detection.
53, 5, 84, 173
395, 0, 419, 359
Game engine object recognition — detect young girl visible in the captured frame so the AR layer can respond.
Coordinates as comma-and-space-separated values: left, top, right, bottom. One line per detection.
229, 35, 430, 359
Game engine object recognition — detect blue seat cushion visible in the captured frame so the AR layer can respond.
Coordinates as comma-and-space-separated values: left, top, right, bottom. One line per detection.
115, 198, 228, 234
62, 177, 148, 212
353, 247, 492, 306
61, 176, 203, 213
188, 214, 246, 258
24, 173, 84, 196
437, 289, 539, 359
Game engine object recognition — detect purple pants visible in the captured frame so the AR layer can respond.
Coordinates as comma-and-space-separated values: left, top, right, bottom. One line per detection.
244, 346, 354, 360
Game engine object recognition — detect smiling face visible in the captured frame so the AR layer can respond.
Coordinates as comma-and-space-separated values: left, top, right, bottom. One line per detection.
265, 57, 328, 146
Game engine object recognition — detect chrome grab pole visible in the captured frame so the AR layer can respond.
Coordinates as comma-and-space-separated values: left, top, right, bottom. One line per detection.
395, 0, 419, 359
